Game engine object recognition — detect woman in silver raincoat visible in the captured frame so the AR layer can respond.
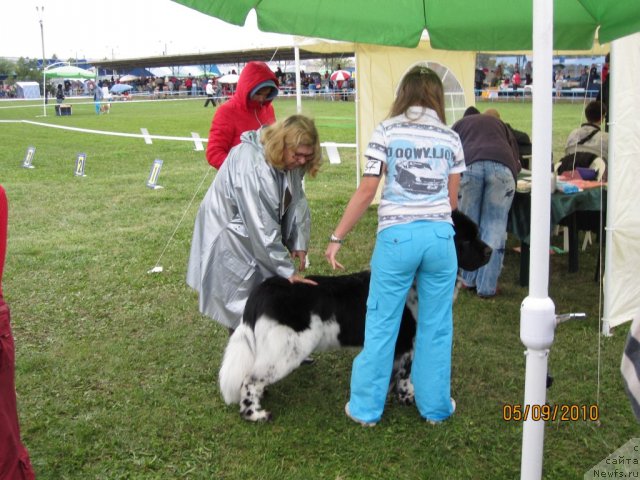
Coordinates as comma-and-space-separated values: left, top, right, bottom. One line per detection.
187, 115, 322, 330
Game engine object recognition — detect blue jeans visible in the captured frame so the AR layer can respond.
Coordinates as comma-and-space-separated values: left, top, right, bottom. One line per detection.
348, 221, 458, 423
458, 161, 515, 296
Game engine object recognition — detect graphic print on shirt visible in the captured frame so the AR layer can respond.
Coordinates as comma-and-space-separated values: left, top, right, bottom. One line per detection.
386, 139, 453, 199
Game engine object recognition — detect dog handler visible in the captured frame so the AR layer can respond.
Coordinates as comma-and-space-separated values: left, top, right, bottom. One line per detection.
325, 66, 465, 426
187, 115, 321, 332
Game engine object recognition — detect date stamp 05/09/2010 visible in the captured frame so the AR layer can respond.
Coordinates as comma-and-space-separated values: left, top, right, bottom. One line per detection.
502, 403, 600, 422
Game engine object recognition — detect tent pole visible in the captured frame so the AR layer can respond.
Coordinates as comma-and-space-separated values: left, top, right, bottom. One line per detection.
294, 45, 302, 114
520, 0, 556, 478
601, 39, 618, 337
37, 6, 47, 117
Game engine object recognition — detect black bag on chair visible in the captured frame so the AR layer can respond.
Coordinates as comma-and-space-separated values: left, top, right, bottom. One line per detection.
556, 151, 599, 175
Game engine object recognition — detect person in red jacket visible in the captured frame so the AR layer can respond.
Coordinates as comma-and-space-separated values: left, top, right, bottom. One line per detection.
205, 61, 279, 169
0, 185, 36, 480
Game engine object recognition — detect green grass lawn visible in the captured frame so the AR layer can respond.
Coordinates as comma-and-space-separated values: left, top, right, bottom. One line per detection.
0, 95, 636, 479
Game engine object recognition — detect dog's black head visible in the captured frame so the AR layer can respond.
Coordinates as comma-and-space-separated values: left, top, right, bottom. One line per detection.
452, 210, 492, 271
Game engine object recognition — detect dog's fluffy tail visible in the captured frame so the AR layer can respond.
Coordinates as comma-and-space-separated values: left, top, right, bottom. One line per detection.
219, 323, 256, 405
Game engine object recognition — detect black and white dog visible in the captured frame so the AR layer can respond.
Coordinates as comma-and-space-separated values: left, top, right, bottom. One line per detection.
219, 211, 491, 421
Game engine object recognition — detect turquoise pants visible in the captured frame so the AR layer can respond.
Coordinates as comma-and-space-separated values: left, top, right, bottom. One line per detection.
348, 220, 458, 423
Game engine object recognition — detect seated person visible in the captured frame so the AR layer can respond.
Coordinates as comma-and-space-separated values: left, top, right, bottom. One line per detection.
559, 101, 608, 180
565, 101, 608, 160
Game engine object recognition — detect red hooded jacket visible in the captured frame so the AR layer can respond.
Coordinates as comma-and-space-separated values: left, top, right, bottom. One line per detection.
205, 62, 279, 169
0, 185, 36, 480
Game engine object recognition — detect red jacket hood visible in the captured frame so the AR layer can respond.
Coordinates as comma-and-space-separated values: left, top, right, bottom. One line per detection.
233, 61, 279, 111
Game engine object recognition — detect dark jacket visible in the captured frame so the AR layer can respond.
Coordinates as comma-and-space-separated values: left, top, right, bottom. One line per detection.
452, 114, 521, 181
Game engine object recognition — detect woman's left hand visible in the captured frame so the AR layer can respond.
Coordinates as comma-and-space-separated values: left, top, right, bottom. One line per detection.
325, 243, 344, 270
291, 250, 307, 271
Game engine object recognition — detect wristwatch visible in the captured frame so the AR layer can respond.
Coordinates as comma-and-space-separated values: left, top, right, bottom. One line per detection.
329, 233, 344, 244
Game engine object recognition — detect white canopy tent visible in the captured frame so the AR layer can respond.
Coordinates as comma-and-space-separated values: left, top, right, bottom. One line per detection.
602, 33, 640, 333
15, 82, 40, 99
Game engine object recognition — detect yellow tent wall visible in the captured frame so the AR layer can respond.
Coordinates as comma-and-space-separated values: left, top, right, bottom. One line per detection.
354, 41, 476, 166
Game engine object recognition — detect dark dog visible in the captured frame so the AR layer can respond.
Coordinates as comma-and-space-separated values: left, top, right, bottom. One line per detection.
219, 211, 491, 421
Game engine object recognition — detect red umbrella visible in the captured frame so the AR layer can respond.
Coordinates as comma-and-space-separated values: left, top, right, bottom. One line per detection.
330, 70, 351, 82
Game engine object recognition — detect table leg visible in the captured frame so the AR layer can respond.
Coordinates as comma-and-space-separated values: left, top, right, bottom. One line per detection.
520, 242, 530, 287
567, 213, 579, 272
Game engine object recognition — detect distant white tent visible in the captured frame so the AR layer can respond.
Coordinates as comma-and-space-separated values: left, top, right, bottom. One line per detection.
15, 82, 40, 99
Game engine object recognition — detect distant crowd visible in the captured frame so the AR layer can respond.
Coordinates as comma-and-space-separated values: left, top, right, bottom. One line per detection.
474, 56, 608, 96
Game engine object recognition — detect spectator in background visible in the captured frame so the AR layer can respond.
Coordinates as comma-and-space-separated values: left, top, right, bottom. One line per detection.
524, 61, 533, 85
558, 100, 609, 180
275, 67, 284, 83
554, 69, 564, 98
601, 54, 610, 85
94, 80, 104, 114
205, 61, 279, 169
512, 69, 521, 88
564, 101, 608, 161
0, 185, 36, 480
56, 84, 65, 104
597, 53, 610, 131
203, 79, 216, 107
511, 69, 522, 97
452, 108, 521, 299
475, 68, 486, 91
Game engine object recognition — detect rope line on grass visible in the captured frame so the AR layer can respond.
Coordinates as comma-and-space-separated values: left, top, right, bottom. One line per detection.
149, 167, 213, 274
1, 119, 357, 150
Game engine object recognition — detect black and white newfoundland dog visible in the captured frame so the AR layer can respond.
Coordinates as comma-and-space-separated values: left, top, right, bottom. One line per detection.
219, 210, 492, 421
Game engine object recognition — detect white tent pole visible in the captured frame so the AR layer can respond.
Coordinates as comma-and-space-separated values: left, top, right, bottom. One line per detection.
294, 45, 302, 114
37, 6, 47, 117
520, 0, 557, 478
602, 40, 617, 336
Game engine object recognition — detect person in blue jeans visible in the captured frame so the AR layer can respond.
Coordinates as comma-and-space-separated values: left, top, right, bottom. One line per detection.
325, 66, 465, 426
452, 108, 521, 298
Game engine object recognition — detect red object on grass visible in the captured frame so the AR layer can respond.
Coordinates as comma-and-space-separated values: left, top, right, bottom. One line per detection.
1, 185, 36, 480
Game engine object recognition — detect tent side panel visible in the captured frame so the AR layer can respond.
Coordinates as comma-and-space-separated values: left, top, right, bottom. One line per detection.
604, 32, 640, 329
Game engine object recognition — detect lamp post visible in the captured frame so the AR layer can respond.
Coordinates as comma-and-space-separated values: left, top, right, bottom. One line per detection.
36, 6, 46, 117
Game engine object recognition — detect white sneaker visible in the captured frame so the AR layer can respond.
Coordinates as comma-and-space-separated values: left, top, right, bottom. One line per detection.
425, 398, 456, 425
345, 402, 377, 427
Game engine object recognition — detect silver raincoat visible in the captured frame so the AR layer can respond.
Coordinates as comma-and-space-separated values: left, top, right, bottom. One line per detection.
186, 129, 311, 329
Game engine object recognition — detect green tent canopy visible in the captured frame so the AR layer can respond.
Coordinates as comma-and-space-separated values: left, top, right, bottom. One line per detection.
172, 0, 640, 50
44, 64, 95, 79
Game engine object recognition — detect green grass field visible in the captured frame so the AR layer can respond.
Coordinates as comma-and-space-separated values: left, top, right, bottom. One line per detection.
0, 95, 636, 479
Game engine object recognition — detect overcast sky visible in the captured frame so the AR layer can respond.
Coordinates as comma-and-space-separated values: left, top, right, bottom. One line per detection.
0, 0, 295, 61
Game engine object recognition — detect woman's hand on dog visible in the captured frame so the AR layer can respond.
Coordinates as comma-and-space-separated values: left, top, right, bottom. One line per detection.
288, 274, 318, 286
325, 243, 344, 270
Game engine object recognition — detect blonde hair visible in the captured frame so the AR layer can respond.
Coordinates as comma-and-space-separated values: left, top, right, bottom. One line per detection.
390, 66, 446, 123
261, 115, 322, 177
484, 108, 501, 119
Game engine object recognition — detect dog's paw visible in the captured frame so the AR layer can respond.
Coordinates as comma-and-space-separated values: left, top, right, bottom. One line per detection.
396, 378, 415, 405
241, 408, 273, 422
